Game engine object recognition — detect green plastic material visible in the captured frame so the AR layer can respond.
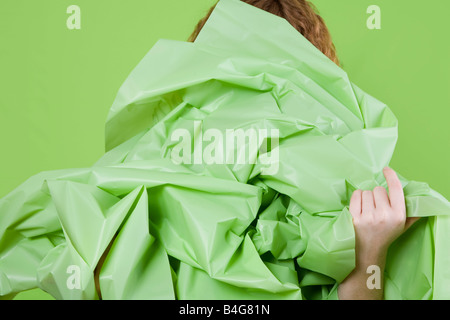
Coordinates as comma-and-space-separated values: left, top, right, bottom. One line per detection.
1, 0, 449, 300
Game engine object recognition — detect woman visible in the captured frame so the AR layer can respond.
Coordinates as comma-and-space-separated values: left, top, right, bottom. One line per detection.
187, 0, 419, 300
2, 0, 444, 301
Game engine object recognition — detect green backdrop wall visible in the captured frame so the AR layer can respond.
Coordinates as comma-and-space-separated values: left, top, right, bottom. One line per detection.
0, 0, 448, 300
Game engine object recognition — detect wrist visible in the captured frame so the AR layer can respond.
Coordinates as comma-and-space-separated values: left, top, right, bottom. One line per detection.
355, 245, 387, 271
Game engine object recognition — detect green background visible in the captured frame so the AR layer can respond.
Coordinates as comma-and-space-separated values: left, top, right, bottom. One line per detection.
0, 0, 448, 300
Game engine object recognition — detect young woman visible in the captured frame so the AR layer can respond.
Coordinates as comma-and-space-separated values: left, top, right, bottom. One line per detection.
3, 0, 432, 301
186, 0, 419, 300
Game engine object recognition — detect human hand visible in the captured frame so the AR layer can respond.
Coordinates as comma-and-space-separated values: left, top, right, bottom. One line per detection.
349, 167, 420, 256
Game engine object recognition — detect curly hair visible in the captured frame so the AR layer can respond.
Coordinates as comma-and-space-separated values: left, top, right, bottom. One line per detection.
188, 0, 340, 66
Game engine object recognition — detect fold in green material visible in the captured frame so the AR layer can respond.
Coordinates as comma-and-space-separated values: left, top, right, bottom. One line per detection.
1, 0, 449, 300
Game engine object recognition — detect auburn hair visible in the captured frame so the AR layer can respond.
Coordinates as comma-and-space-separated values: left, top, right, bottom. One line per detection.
188, 0, 340, 66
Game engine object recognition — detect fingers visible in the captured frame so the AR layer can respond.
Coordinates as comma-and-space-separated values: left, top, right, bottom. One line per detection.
349, 189, 362, 219
362, 190, 375, 213
350, 167, 407, 224
349, 189, 375, 221
383, 167, 406, 214
373, 186, 390, 209
347, 168, 418, 252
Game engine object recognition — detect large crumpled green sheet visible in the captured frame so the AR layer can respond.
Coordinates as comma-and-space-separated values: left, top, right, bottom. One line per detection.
1, 0, 450, 300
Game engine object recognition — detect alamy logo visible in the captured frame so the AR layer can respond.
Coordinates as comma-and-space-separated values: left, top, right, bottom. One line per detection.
366, 265, 381, 290
66, 265, 81, 290
367, 5, 381, 30
67, 5, 81, 30
169, 121, 280, 175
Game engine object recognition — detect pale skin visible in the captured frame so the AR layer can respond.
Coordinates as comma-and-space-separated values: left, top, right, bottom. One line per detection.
337, 166, 420, 300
